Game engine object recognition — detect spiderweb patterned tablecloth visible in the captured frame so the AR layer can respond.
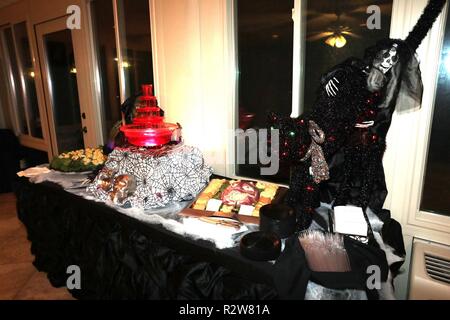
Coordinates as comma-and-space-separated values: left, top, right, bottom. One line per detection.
87, 144, 212, 209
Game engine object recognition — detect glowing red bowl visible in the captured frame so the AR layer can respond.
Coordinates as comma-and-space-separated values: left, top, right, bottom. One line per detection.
121, 123, 179, 147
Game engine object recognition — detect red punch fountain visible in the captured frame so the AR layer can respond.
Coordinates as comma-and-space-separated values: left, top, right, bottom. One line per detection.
120, 84, 180, 147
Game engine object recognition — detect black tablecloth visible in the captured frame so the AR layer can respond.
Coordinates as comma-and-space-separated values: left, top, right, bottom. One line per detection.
0, 130, 21, 193
15, 178, 278, 300
15, 178, 402, 300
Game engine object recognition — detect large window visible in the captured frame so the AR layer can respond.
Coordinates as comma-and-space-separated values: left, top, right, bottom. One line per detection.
421, 7, 450, 217
2, 27, 27, 135
91, 0, 120, 141
117, 0, 154, 97
302, 0, 392, 112
236, 0, 392, 183
90, 0, 154, 142
0, 22, 43, 139
236, 0, 294, 183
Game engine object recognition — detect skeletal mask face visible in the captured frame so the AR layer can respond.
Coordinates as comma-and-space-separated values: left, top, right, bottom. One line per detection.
373, 44, 399, 74
110, 174, 137, 205
366, 44, 399, 92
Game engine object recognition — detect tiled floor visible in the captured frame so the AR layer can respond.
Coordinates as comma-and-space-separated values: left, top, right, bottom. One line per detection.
0, 193, 74, 300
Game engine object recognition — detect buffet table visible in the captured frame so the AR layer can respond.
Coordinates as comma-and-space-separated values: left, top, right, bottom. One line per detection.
15, 177, 404, 300
16, 178, 278, 299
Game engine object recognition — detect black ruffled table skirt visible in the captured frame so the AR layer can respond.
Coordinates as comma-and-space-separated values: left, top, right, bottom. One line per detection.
15, 178, 278, 300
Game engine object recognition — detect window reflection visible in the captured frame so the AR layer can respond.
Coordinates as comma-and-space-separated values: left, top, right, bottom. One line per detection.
2, 27, 28, 135
117, 0, 154, 97
91, 0, 154, 142
421, 8, 450, 217
0, 22, 45, 139
91, 0, 121, 141
236, 0, 392, 183
236, 0, 294, 183
13, 22, 43, 138
303, 0, 392, 112
44, 29, 84, 153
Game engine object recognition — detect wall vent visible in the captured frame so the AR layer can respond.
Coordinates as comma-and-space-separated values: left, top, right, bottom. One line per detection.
409, 239, 450, 300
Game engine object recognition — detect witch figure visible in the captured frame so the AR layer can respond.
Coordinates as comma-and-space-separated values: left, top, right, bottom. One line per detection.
272, 0, 447, 230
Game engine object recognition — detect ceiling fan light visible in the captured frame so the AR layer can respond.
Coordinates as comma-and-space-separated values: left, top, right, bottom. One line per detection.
335, 35, 347, 48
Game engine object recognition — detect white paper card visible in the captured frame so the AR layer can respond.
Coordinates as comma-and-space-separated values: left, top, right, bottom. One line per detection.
239, 205, 255, 216
333, 206, 368, 237
206, 199, 223, 212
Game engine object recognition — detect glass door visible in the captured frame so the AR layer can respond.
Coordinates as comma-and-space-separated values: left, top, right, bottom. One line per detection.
36, 17, 85, 155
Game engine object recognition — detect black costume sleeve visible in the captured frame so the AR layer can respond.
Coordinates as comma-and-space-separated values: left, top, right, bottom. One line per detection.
406, 0, 448, 51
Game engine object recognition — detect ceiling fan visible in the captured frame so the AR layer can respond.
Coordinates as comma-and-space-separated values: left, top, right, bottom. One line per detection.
306, 13, 361, 48
305, 0, 391, 48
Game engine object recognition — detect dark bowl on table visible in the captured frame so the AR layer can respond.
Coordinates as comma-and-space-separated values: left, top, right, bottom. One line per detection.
260, 204, 296, 239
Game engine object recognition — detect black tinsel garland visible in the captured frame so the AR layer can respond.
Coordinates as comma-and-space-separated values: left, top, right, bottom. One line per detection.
270, 58, 384, 230
406, 0, 447, 51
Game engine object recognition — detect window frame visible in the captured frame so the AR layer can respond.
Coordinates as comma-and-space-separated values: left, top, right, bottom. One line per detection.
0, 6, 50, 153
223, 0, 450, 243
0, 0, 107, 157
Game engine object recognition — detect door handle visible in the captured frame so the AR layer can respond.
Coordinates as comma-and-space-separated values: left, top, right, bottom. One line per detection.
82, 126, 88, 134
